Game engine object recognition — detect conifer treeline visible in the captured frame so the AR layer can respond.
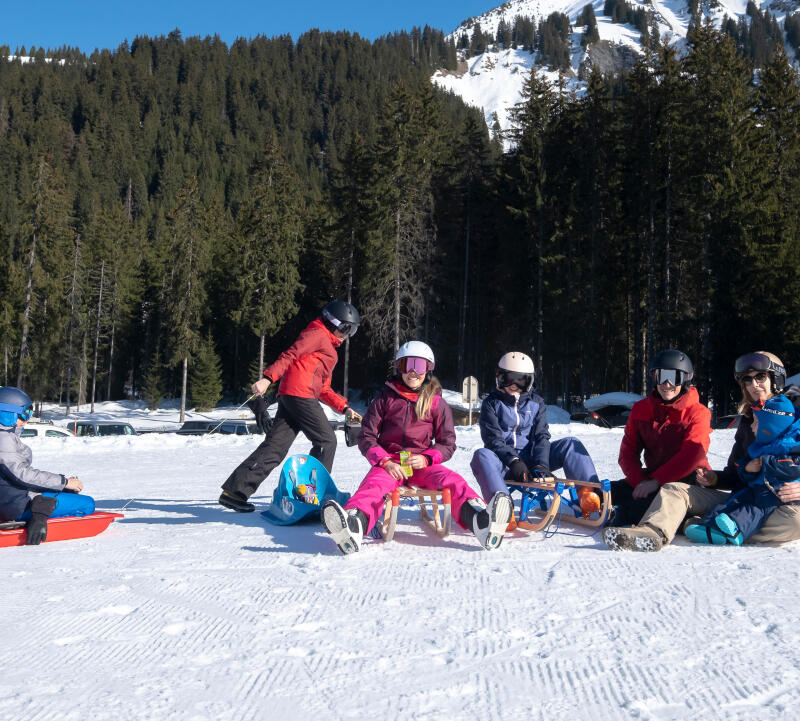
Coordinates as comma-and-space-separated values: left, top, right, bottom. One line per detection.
0, 25, 798, 414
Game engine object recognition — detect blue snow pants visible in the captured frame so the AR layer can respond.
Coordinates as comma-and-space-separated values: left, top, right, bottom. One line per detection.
17, 492, 95, 521
471, 436, 600, 502
700, 485, 784, 543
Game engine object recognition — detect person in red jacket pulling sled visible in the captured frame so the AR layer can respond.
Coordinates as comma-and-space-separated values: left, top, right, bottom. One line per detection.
219, 300, 362, 512
605, 349, 712, 531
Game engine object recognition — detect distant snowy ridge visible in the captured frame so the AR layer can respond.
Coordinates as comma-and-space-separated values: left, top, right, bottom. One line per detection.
433, 0, 794, 142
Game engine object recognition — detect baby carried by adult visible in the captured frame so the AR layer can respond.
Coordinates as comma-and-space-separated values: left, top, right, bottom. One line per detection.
0, 387, 93, 545
685, 394, 800, 545
321, 341, 512, 554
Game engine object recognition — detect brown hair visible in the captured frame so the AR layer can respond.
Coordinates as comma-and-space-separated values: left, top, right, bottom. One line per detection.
736, 350, 783, 414
416, 376, 442, 421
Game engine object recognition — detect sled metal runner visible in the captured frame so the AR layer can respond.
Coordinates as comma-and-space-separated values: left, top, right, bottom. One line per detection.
0, 512, 124, 548
379, 486, 452, 542
506, 477, 612, 532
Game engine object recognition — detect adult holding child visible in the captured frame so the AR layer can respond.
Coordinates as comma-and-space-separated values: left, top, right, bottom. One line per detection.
604, 351, 800, 551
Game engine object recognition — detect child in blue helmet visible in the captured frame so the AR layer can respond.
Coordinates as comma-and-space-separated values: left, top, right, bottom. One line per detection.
685, 394, 800, 545
0, 386, 94, 545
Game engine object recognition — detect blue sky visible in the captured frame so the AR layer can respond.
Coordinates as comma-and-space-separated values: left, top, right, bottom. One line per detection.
4, 1, 494, 53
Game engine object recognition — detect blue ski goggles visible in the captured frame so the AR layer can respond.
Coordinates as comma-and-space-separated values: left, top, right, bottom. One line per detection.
0, 403, 33, 421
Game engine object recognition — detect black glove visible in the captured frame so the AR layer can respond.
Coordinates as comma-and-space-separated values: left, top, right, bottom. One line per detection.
530, 464, 550, 480
26, 495, 57, 546
508, 459, 530, 484
247, 396, 273, 435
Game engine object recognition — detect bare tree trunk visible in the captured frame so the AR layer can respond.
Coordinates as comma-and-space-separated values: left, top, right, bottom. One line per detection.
393, 209, 401, 353
458, 212, 470, 382
17, 232, 37, 387
106, 268, 119, 400
64, 236, 82, 415
259, 334, 265, 376
180, 356, 188, 423
91, 261, 105, 412
343, 233, 354, 398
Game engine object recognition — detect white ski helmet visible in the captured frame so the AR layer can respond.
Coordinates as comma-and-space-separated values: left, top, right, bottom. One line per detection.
395, 341, 435, 375
496, 352, 535, 392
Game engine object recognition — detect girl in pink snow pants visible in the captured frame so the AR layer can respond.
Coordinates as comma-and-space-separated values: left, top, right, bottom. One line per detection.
321, 341, 512, 554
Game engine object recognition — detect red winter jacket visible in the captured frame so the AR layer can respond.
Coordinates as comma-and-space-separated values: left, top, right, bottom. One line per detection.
263, 318, 348, 413
358, 381, 456, 467
618, 387, 712, 487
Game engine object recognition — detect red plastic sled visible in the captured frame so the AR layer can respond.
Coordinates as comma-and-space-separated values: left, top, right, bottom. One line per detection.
0, 512, 124, 548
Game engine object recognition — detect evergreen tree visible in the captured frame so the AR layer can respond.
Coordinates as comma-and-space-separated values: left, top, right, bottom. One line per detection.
190, 331, 223, 411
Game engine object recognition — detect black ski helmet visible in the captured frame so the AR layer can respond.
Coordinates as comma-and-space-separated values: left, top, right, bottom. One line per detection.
322, 300, 360, 337
0, 386, 34, 426
649, 349, 694, 383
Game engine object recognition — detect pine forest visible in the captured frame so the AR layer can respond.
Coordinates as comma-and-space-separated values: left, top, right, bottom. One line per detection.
1, 22, 799, 416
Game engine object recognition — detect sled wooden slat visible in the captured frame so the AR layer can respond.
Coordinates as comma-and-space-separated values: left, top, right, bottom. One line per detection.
379, 486, 452, 542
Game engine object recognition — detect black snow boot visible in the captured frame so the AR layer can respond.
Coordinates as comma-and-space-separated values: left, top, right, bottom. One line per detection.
219, 490, 256, 513
25, 495, 57, 545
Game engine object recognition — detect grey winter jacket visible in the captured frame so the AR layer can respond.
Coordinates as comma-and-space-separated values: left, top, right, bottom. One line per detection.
0, 424, 66, 521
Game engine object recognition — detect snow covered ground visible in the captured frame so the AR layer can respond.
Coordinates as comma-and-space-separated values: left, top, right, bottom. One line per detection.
4, 404, 800, 721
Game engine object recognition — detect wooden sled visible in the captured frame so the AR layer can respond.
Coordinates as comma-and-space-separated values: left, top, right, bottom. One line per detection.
506, 477, 612, 532
379, 486, 452, 542
0, 512, 124, 548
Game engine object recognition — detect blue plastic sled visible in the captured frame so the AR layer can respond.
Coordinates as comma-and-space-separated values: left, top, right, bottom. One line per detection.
261, 454, 350, 525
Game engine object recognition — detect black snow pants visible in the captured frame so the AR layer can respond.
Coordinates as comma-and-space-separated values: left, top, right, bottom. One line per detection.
222, 395, 337, 499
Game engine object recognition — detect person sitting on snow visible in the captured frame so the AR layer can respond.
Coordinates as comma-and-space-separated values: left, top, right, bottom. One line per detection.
470, 352, 603, 523
321, 341, 512, 553
0, 386, 93, 545
604, 349, 712, 537
684, 394, 800, 545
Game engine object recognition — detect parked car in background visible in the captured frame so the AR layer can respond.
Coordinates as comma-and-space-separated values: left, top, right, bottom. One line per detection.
68, 421, 138, 437
20, 422, 74, 438
177, 419, 262, 436
570, 392, 644, 429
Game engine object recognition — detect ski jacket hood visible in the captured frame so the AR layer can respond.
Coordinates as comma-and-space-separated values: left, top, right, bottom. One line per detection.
618, 386, 712, 487
477, 388, 551, 469
262, 318, 347, 413
0, 425, 67, 521
357, 381, 455, 467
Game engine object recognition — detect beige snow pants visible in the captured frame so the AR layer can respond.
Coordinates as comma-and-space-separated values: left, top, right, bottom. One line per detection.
639, 482, 800, 545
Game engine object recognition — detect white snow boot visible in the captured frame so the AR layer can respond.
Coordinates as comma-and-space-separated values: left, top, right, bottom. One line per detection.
322, 500, 364, 554
467, 493, 512, 551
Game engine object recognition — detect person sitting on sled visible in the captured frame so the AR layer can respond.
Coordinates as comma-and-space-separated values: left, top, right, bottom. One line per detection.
0, 386, 93, 545
321, 341, 512, 554
219, 300, 362, 512
470, 352, 603, 523
606, 349, 712, 530
684, 394, 800, 545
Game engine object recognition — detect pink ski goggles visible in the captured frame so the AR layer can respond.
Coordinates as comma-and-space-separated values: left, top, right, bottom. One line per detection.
396, 356, 434, 375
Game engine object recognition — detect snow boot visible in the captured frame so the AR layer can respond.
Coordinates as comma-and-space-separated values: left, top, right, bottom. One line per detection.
603, 524, 664, 552
219, 490, 255, 513
322, 500, 364, 554
25, 494, 57, 546
684, 522, 727, 545
462, 493, 512, 551
577, 485, 601, 518
714, 513, 744, 546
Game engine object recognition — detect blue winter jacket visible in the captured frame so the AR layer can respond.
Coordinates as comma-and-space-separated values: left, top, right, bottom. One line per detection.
478, 388, 551, 470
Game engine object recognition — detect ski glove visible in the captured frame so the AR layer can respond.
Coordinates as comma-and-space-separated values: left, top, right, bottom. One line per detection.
531, 465, 550, 480
508, 459, 530, 484
25, 495, 57, 546
247, 395, 273, 435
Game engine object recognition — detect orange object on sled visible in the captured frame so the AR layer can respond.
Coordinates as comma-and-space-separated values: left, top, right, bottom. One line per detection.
0, 512, 124, 548
577, 486, 601, 518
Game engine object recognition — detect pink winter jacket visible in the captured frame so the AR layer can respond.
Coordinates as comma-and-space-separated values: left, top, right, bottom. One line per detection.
358, 381, 456, 467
